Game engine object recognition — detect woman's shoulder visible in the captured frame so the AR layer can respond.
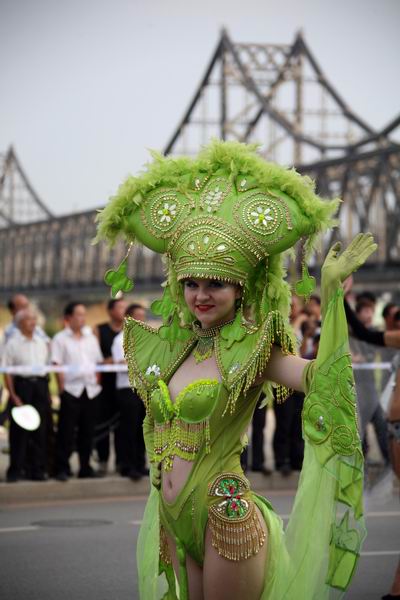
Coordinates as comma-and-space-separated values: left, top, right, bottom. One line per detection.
123, 317, 196, 403
216, 311, 296, 414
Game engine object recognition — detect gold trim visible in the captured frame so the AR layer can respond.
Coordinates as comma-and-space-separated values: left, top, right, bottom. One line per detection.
159, 524, 172, 565
192, 318, 236, 339
207, 472, 266, 561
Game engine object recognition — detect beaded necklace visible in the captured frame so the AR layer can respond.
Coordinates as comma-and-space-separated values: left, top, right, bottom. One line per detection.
192, 317, 235, 363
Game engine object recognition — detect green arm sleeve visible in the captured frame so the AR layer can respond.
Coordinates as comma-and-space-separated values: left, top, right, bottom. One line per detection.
143, 413, 161, 490
301, 359, 316, 395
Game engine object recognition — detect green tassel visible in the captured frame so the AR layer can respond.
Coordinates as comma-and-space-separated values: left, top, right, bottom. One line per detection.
104, 258, 134, 298
295, 263, 316, 300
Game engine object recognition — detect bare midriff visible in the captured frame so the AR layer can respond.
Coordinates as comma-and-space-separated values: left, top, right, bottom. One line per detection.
161, 456, 194, 503
161, 352, 221, 504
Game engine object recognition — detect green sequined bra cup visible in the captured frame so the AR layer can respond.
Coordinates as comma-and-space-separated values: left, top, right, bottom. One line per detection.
150, 379, 220, 469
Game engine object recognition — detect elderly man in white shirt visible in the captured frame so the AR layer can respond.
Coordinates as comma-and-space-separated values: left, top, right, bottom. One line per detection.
111, 303, 147, 481
51, 301, 103, 481
4, 293, 49, 343
2, 307, 50, 482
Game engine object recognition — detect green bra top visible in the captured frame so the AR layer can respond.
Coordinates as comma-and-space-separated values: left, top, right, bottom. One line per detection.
150, 379, 221, 424
150, 378, 221, 470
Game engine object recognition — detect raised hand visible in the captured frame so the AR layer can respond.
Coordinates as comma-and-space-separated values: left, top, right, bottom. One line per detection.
321, 233, 377, 315
322, 233, 377, 283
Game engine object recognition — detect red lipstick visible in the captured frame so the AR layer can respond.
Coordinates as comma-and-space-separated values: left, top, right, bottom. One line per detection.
196, 305, 214, 312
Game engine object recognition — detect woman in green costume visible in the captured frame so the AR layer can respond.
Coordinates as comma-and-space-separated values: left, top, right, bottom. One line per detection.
96, 141, 376, 600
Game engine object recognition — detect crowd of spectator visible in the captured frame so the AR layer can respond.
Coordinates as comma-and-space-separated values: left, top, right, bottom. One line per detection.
0, 287, 399, 484
0, 295, 148, 483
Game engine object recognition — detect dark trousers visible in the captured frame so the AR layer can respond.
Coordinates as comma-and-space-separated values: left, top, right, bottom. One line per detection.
252, 401, 267, 469
95, 384, 122, 465
8, 377, 49, 479
273, 391, 304, 470
55, 389, 97, 475
240, 396, 267, 471
363, 403, 390, 464
116, 387, 145, 473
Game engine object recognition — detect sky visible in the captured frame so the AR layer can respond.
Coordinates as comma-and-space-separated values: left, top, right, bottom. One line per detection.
1, 0, 399, 216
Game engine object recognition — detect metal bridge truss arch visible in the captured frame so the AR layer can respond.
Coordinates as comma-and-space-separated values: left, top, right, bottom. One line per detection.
0, 31, 399, 296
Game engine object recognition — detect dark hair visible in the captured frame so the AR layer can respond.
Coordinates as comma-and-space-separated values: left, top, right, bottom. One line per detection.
355, 299, 374, 314
7, 298, 16, 311
308, 295, 321, 305
107, 298, 125, 311
393, 310, 400, 323
64, 301, 85, 317
356, 291, 376, 305
126, 303, 145, 318
382, 302, 397, 319
300, 317, 316, 336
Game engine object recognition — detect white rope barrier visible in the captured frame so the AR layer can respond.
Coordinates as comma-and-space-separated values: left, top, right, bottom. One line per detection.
0, 364, 128, 375
0, 362, 393, 375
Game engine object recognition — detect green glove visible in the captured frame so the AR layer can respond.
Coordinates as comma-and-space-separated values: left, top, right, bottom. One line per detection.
143, 414, 161, 490
321, 233, 377, 318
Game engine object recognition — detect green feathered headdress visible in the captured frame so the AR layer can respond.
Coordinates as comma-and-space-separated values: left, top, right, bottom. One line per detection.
96, 140, 338, 339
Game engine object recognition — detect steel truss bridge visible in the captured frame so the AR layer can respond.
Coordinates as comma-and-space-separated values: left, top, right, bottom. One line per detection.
1, 31, 399, 298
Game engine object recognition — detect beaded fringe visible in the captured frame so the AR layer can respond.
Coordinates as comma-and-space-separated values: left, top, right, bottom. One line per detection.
159, 524, 172, 566
154, 418, 210, 470
208, 501, 266, 561
225, 311, 295, 416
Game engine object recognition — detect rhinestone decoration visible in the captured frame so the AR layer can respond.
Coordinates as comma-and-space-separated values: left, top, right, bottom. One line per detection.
141, 188, 185, 237
250, 205, 274, 227
199, 178, 232, 213
207, 472, 266, 561
193, 173, 211, 191
244, 198, 281, 236
208, 474, 250, 518
233, 190, 294, 239
229, 362, 241, 375
145, 364, 161, 378
157, 202, 177, 224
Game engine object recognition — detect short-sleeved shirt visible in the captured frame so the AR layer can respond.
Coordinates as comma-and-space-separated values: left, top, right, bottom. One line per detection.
2, 330, 49, 376
111, 331, 130, 390
51, 327, 103, 399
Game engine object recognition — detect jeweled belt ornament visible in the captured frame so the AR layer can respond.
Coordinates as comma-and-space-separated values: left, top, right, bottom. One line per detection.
208, 473, 266, 561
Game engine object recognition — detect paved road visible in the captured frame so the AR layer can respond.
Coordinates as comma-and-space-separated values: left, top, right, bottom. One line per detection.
1, 481, 399, 600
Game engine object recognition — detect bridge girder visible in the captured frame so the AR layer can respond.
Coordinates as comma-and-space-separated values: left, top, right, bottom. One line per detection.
0, 146, 52, 227
0, 31, 399, 297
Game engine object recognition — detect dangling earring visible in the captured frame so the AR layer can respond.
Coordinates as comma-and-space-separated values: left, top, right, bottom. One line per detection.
104, 242, 134, 298
294, 238, 316, 300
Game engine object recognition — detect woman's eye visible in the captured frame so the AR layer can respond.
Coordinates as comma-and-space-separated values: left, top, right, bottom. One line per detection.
209, 280, 224, 289
184, 280, 197, 289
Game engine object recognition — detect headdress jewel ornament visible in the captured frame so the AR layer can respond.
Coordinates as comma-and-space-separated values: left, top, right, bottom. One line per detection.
96, 140, 338, 342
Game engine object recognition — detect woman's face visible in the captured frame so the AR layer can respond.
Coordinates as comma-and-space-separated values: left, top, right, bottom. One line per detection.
183, 278, 241, 328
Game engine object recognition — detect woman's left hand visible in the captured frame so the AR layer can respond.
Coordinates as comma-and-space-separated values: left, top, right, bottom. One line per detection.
321, 233, 377, 312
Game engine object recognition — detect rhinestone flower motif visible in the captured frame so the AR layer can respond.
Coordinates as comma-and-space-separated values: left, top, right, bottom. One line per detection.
216, 477, 248, 518
157, 203, 177, 224
204, 186, 224, 213
145, 364, 161, 378
250, 205, 274, 227
229, 362, 241, 375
